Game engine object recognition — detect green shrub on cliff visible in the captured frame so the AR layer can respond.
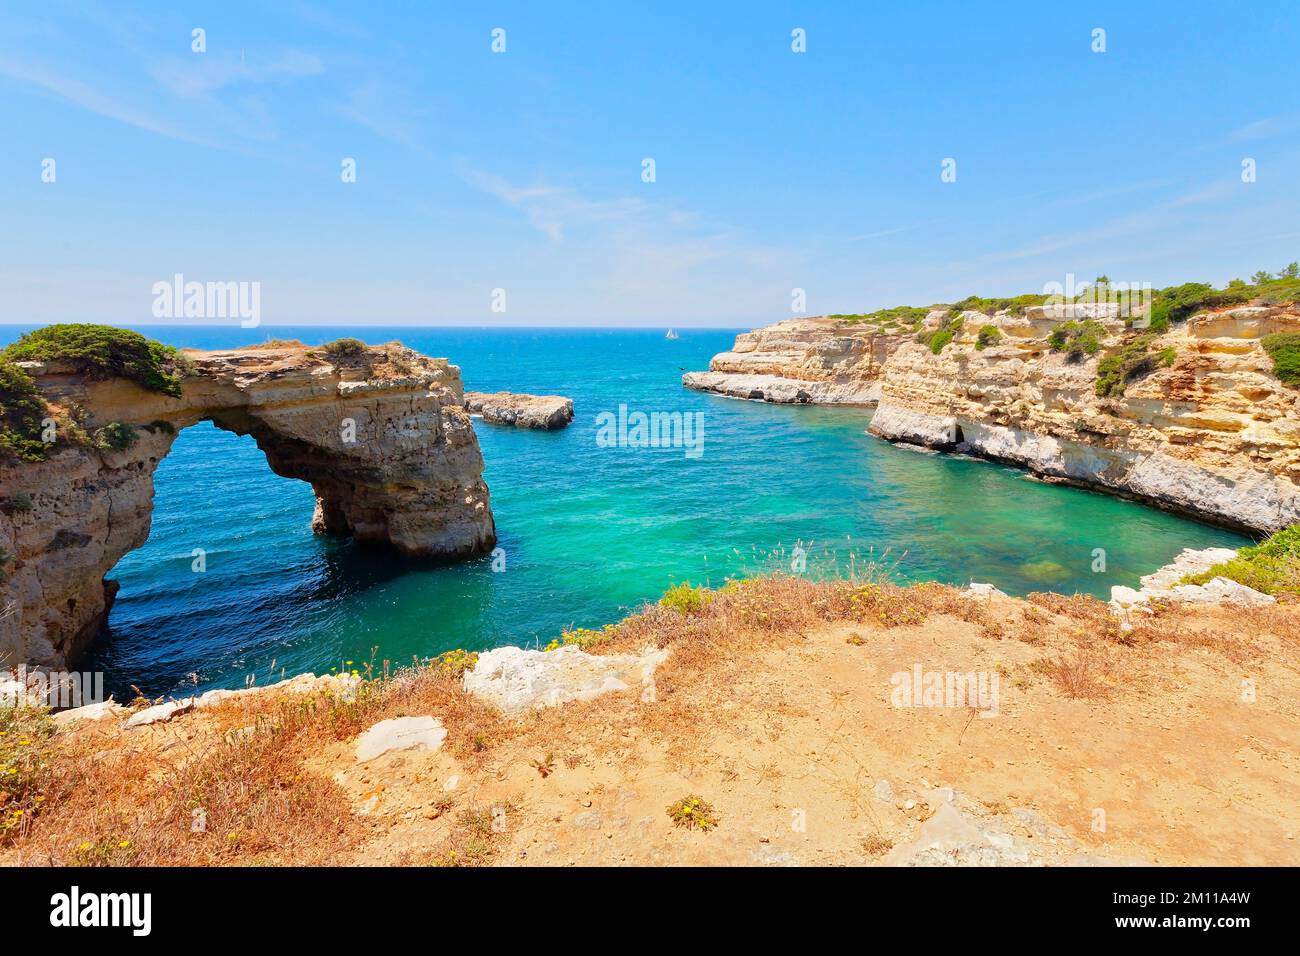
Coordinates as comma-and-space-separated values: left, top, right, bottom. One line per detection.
0, 358, 51, 462
659, 582, 712, 615
322, 338, 368, 360
1095, 333, 1173, 397
1048, 320, 1105, 360
916, 313, 963, 354
975, 325, 1001, 350
1179, 524, 1300, 595
1261, 332, 1300, 386
92, 421, 138, 452
2, 325, 187, 397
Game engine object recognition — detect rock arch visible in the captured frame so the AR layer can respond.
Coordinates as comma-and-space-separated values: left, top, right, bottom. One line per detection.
0, 342, 495, 668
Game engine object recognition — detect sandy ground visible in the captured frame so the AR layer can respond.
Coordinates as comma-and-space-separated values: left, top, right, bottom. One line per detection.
7, 587, 1297, 867
321, 599, 1300, 866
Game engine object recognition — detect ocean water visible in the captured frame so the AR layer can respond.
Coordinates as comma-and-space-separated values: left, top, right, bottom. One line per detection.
3, 325, 1250, 698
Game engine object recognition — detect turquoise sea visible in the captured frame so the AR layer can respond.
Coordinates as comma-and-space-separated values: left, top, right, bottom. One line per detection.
3, 325, 1250, 698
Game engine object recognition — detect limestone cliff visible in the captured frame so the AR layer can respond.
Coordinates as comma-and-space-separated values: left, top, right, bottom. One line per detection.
0, 341, 495, 668
683, 317, 909, 405
867, 303, 1300, 532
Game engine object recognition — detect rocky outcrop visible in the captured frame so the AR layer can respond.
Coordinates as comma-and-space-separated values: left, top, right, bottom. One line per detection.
464, 391, 574, 430
866, 304, 1300, 532
1108, 546, 1273, 621
0, 342, 495, 669
462, 644, 668, 715
683, 317, 909, 405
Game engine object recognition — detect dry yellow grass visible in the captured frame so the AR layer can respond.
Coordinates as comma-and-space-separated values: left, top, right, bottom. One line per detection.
4, 573, 1299, 867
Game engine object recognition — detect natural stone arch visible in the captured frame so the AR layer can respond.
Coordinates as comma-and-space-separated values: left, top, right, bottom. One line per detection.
0, 342, 495, 668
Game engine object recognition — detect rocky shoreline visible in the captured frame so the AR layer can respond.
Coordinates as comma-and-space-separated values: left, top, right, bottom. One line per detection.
687, 301, 1300, 533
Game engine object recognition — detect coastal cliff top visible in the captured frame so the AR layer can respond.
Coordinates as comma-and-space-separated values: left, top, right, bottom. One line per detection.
5, 573, 1298, 867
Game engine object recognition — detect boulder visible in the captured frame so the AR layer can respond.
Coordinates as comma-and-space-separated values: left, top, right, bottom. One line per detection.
464, 391, 574, 430
463, 644, 669, 715
355, 715, 447, 763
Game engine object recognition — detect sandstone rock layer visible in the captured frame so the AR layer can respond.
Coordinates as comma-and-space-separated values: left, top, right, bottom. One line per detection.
1, 341, 495, 668
868, 305, 1300, 532
683, 317, 908, 405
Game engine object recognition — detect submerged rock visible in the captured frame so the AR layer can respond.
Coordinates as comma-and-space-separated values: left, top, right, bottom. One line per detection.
463, 644, 669, 715
464, 391, 574, 430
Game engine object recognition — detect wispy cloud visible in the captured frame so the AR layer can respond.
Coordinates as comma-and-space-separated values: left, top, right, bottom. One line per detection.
149, 48, 324, 99
460, 167, 646, 242
0, 54, 229, 150
1227, 114, 1299, 143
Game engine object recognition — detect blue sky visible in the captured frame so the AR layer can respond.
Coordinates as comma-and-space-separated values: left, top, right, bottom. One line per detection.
2, 0, 1298, 327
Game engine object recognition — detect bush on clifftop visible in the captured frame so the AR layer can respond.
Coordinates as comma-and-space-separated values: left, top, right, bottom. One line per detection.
2, 325, 187, 397
1261, 332, 1300, 387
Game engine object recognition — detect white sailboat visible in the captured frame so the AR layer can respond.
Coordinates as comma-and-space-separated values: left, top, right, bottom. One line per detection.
665, 328, 680, 340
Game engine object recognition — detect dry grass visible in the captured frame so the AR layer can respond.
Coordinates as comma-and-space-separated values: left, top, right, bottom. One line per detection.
4, 666, 512, 866
8, 573, 1296, 867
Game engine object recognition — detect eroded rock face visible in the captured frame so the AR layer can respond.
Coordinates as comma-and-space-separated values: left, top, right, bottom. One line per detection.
683, 317, 909, 406
866, 304, 1300, 532
0, 342, 495, 668
464, 391, 574, 430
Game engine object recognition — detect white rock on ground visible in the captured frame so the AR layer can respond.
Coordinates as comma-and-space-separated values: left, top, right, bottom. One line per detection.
355, 715, 447, 763
463, 644, 669, 715
125, 697, 195, 727
52, 698, 126, 725
123, 672, 362, 728
1109, 546, 1273, 621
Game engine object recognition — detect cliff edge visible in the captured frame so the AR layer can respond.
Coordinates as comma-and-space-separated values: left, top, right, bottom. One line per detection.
1, 333, 495, 668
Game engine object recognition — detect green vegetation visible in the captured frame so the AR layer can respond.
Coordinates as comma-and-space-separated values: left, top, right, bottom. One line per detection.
916, 312, 964, 354
975, 324, 1001, 350
92, 421, 138, 452
321, 337, 368, 360
1047, 320, 1106, 360
1261, 332, 1300, 387
2, 324, 187, 397
1095, 333, 1174, 397
0, 358, 51, 462
949, 293, 1049, 316
140, 419, 177, 435
830, 306, 931, 332
831, 266, 1300, 343
666, 794, 720, 831
427, 648, 479, 680
1179, 524, 1300, 596
659, 582, 712, 615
